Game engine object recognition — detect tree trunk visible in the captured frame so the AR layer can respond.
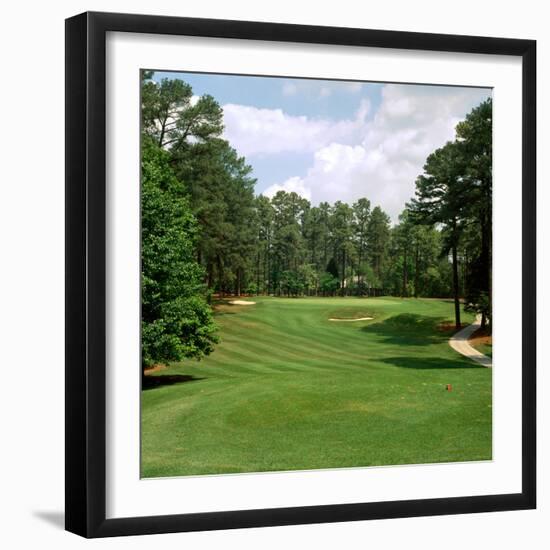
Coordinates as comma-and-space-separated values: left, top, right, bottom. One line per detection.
256, 251, 260, 294
265, 240, 270, 294
217, 256, 224, 298
341, 249, 346, 296
357, 246, 363, 291
414, 242, 419, 298
480, 209, 491, 329
402, 245, 408, 297
158, 116, 167, 148
451, 243, 461, 329
206, 263, 213, 289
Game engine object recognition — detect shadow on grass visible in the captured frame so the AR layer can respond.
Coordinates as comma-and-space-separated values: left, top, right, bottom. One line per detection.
142, 374, 206, 390
380, 356, 485, 370
212, 304, 238, 316
361, 314, 449, 346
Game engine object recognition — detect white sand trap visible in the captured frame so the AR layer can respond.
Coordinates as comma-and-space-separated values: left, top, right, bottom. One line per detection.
329, 317, 373, 322
228, 300, 256, 305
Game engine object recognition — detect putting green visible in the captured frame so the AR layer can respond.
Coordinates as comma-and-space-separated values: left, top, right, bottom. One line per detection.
141, 297, 492, 478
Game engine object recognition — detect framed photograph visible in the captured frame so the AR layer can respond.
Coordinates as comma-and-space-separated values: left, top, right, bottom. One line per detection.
65, 11, 536, 538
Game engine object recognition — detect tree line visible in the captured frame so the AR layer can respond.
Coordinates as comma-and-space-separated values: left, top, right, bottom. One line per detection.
141, 70, 492, 368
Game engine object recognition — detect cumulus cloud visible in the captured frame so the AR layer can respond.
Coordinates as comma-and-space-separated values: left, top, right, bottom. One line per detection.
222, 99, 371, 156
263, 176, 312, 201
252, 84, 490, 221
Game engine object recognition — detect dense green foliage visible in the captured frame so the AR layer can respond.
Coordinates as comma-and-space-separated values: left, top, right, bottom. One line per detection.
141, 141, 217, 367
247, 192, 455, 299
141, 297, 491, 477
174, 138, 258, 295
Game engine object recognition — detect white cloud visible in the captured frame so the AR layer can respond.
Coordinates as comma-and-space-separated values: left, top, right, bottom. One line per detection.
255, 84, 491, 221
222, 98, 371, 156
262, 176, 312, 201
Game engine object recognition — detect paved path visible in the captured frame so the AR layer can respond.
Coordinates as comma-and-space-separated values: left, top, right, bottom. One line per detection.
449, 315, 492, 368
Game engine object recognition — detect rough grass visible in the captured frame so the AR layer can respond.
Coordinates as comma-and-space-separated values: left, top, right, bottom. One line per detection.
141, 297, 492, 477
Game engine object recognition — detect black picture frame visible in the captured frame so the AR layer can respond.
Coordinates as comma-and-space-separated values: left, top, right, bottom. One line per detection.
65, 11, 536, 538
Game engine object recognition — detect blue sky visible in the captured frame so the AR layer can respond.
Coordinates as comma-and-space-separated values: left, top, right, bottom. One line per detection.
152, 71, 490, 221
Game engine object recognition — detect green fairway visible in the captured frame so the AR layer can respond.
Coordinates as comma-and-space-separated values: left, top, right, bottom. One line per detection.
141, 297, 492, 478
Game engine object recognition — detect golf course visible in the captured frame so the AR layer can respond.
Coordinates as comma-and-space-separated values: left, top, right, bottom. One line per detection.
141, 297, 492, 478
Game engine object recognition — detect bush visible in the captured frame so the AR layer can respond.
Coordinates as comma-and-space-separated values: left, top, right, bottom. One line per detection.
319, 272, 339, 296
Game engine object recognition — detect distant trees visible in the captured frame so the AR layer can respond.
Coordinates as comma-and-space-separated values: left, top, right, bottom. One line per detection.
353, 198, 371, 291
366, 206, 391, 284
247, 192, 387, 297
242, 192, 449, 300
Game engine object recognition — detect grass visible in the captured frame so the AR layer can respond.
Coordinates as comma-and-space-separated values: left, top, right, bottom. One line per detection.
141, 297, 492, 478
473, 342, 493, 358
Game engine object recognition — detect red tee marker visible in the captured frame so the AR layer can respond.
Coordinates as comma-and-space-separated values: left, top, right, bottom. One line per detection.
446, 384, 452, 392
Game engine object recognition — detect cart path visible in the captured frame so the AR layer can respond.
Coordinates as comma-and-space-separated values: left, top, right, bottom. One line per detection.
449, 315, 492, 368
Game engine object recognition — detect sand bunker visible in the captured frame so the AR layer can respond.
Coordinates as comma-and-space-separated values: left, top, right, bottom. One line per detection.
229, 300, 256, 305
329, 317, 373, 322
